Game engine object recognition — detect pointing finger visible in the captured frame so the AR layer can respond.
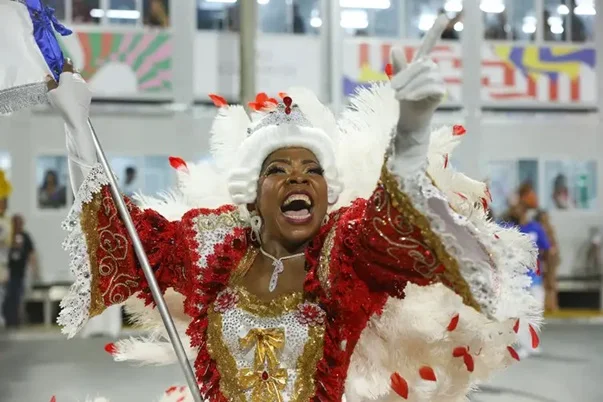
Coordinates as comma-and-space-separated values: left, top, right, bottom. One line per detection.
413, 14, 448, 62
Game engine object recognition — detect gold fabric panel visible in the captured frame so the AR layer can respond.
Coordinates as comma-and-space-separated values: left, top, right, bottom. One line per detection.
80, 192, 105, 318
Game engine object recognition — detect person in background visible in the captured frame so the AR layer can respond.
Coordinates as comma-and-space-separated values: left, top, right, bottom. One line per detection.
72, 0, 95, 23
501, 183, 550, 358
292, 4, 305, 34
3, 214, 37, 329
552, 173, 570, 209
122, 166, 138, 197
0, 170, 12, 329
38, 169, 67, 209
535, 210, 560, 312
145, 0, 169, 27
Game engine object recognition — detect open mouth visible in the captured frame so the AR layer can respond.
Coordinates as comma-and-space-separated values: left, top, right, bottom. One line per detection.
280, 192, 313, 223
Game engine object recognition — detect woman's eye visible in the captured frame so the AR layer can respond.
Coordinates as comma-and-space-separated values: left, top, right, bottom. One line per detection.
266, 166, 286, 175
308, 167, 324, 176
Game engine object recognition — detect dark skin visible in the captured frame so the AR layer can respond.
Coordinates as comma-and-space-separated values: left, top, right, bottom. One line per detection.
239, 147, 328, 301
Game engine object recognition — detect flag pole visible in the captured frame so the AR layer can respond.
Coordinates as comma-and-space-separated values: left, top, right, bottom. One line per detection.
86, 119, 203, 402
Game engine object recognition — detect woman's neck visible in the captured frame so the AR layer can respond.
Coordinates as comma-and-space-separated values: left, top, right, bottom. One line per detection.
260, 239, 306, 259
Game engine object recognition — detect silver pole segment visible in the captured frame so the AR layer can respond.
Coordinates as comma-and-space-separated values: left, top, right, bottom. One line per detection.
86, 119, 203, 402
239, 0, 257, 104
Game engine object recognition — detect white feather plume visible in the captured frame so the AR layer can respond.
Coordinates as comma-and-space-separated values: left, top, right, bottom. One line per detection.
286, 87, 339, 142
209, 105, 251, 171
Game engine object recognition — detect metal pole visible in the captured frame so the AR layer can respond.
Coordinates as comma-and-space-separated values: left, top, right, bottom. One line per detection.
86, 120, 203, 402
327, 0, 343, 113
239, 0, 257, 104
458, 0, 483, 179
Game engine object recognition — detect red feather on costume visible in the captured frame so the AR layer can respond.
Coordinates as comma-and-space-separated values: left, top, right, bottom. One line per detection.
208, 94, 227, 108
248, 92, 278, 111
104, 342, 117, 355
529, 324, 540, 348
385, 63, 394, 79
169, 156, 188, 172
507, 346, 520, 361
419, 366, 437, 381
453, 124, 466, 136
447, 313, 460, 331
390, 372, 409, 399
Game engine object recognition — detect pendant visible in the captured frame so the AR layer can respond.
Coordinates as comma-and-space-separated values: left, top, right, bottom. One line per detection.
268, 259, 285, 292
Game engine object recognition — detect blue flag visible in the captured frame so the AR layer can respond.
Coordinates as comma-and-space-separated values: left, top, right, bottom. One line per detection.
0, 0, 72, 115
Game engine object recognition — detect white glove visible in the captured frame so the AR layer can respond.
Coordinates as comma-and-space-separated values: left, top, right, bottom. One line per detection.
47, 71, 97, 192
389, 15, 448, 174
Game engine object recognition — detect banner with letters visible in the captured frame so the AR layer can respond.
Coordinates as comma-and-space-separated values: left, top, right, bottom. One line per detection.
343, 40, 596, 107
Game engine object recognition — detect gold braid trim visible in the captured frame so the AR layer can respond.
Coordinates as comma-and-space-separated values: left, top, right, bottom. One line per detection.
380, 165, 481, 312
80, 192, 106, 318
207, 308, 247, 402
291, 325, 325, 401
236, 286, 304, 318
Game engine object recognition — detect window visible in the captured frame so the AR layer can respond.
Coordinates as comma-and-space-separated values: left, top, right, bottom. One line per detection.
482, 0, 536, 41
72, 0, 101, 24
544, 0, 594, 42
108, 0, 139, 25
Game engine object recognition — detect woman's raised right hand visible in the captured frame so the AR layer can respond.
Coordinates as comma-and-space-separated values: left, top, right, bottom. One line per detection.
46, 59, 92, 130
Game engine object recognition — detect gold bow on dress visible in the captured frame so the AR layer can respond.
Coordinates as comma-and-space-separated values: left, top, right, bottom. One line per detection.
238, 327, 288, 401
239, 327, 285, 370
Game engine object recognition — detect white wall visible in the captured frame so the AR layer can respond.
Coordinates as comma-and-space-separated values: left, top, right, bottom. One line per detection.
2, 106, 600, 282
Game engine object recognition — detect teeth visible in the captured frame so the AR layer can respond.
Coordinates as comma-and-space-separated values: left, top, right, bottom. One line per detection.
283, 193, 311, 207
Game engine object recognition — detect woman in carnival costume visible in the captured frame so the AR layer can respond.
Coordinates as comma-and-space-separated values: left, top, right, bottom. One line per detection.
48, 18, 540, 402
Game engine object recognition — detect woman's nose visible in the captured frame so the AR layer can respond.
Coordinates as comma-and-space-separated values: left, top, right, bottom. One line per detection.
287, 174, 308, 185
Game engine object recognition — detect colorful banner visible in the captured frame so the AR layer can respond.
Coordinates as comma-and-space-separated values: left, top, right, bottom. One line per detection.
343, 40, 596, 106
60, 31, 173, 97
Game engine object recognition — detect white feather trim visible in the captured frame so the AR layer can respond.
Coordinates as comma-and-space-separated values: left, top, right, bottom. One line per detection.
334, 83, 399, 209
346, 283, 518, 402
209, 105, 251, 171
286, 86, 339, 143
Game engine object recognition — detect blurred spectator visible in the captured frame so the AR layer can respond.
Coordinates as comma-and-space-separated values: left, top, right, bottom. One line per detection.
535, 210, 560, 312
485, 12, 516, 40
72, 0, 99, 24
227, 4, 240, 32
144, 0, 170, 27
38, 170, 67, 209
568, 0, 587, 42
0, 193, 9, 329
122, 166, 138, 197
586, 227, 601, 276
500, 186, 550, 358
292, 4, 305, 34
552, 173, 570, 209
2, 214, 37, 329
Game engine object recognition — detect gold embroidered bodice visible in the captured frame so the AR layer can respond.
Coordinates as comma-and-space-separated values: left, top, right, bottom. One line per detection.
206, 250, 326, 402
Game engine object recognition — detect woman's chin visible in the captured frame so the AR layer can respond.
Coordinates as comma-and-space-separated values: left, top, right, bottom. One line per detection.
277, 214, 321, 246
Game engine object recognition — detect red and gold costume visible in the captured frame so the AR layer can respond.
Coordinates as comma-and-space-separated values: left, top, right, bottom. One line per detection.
59, 85, 539, 402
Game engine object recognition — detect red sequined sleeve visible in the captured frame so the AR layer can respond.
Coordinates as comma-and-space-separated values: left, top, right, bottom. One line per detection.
351, 169, 481, 310
59, 177, 190, 337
